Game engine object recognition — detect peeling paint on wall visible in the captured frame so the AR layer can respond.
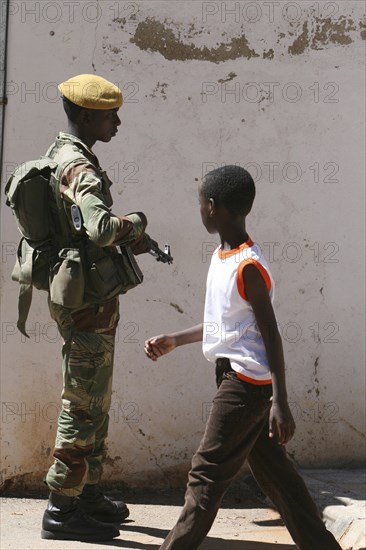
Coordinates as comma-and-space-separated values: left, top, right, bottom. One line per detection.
130, 18, 259, 62
313, 17, 356, 47
107, 12, 364, 63
218, 72, 237, 84
288, 16, 358, 54
288, 22, 309, 55
359, 20, 366, 40
263, 48, 274, 59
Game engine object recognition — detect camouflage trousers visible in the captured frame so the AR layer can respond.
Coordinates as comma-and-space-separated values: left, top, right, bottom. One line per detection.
45, 295, 120, 497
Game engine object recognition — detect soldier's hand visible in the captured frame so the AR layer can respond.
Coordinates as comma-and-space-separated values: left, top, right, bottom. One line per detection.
130, 233, 156, 255
144, 335, 176, 361
113, 212, 148, 246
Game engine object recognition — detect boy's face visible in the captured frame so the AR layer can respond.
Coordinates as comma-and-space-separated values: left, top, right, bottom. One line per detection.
82, 108, 121, 142
198, 190, 217, 234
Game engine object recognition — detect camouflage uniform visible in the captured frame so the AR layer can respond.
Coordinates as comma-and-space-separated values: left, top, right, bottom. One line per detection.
44, 132, 143, 497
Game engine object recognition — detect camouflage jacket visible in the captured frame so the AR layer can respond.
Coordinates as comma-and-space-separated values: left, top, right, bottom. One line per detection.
45, 132, 144, 249
45, 132, 145, 306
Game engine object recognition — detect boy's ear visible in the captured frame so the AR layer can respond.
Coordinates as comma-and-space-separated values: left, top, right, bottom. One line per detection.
208, 198, 216, 216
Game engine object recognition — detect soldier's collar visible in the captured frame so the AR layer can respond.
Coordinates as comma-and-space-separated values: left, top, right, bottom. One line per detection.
57, 132, 98, 161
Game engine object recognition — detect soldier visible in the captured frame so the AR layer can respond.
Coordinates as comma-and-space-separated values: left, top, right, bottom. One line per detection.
40, 74, 150, 542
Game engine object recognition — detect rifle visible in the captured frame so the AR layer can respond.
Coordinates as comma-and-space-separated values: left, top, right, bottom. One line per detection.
148, 240, 173, 264
71, 204, 173, 264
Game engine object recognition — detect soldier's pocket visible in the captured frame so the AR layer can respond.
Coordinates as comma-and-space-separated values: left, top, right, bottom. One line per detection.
86, 249, 143, 302
50, 248, 85, 308
47, 457, 71, 490
87, 255, 122, 300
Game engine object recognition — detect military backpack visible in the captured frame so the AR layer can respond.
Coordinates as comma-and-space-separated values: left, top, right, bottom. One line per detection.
5, 147, 143, 337
5, 156, 71, 336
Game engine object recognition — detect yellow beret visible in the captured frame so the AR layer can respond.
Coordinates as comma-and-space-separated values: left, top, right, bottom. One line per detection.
58, 74, 123, 110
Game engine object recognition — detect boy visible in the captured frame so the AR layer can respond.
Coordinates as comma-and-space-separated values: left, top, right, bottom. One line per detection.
145, 165, 341, 549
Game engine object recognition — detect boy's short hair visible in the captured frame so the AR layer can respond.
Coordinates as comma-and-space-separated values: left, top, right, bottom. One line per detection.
62, 96, 84, 123
201, 165, 256, 216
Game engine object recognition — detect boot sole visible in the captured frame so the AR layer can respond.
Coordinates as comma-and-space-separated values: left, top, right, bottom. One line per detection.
91, 508, 130, 524
41, 529, 119, 541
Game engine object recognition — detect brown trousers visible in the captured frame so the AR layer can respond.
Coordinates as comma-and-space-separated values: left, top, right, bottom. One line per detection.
160, 359, 341, 550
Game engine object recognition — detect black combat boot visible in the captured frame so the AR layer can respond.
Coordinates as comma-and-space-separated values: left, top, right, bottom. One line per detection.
41, 492, 120, 541
78, 483, 130, 523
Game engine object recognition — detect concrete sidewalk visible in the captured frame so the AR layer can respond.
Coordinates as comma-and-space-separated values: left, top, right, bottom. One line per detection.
1, 469, 365, 550
302, 469, 366, 550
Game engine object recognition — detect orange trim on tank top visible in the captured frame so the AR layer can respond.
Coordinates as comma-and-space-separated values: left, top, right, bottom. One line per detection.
236, 259, 272, 301
235, 370, 272, 385
218, 237, 254, 260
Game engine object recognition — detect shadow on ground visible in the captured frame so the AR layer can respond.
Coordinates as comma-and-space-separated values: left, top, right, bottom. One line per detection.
91, 524, 296, 549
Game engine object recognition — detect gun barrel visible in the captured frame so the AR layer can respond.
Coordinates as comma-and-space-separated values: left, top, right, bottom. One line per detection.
148, 241, 173, 264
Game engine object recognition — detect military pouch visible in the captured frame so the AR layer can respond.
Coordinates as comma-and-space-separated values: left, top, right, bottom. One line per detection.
12, 238, 57, 336
12, 238, 55, 290
85, 246, 143, 303
118, 246, 144, 290
50, 248, 85, 308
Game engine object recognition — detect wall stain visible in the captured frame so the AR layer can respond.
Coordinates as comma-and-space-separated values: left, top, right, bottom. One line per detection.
130, 18, 259, 63
170, 302, 184, 314
149, 82, 168, 100
125, 423, 171, 487
113, 17, 127, 27
122, 462, 190, 488
289, 16, 358, 55
104, 455, 122, 467
313, 356, 320, 397
41, 445, 51, 458
339, 418, 366, 439
312, 17, 356, 49
263, 48, 274, 59
288, 21, 309, 55
0, 472, 46, 493
109, 13, 364, 63
360, 20, 366, 40
218, 72, 237, 83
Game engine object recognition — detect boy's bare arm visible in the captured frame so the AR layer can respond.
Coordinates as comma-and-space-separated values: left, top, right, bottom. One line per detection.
243, 264, 295, 445
144, 323, 203, 361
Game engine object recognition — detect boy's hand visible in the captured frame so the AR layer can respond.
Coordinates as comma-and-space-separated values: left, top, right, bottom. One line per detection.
144, 335, 176, 361
269, 401, 296, 445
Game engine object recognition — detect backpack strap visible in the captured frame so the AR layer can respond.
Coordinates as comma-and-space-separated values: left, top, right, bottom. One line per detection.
13, 238, 44, 337
17, 284, 33, 338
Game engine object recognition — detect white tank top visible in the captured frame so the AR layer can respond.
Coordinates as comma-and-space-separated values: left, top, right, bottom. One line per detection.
203, 237, 274, 385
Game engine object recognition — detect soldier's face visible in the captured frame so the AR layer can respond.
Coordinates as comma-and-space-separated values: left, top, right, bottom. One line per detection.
88, 109, 121, 142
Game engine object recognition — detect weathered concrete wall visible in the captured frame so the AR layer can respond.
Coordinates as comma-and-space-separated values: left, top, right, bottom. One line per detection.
1, 1, 365, 490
